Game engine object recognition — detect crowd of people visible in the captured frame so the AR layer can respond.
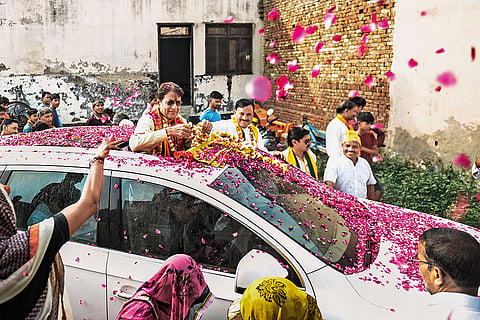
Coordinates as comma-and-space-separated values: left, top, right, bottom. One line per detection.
0, 82, 479, 319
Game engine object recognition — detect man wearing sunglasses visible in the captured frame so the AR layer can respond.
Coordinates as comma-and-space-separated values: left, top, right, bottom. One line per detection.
279, 126, 318, 179
130, 82, 212, 156
411, 228, 480, 319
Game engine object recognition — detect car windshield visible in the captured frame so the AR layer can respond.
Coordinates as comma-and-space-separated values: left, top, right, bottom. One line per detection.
210, 164, 374, 273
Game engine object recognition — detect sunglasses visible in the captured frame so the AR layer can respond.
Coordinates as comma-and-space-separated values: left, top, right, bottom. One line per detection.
164, 99, 181, 107
302, 138, 312, 145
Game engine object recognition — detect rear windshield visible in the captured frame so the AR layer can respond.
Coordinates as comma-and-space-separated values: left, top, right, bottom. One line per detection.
209, 165, 372, 273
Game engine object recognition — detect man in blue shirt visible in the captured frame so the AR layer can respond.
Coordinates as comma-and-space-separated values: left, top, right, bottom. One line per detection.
199, 91, 223, 122
49, 93, 63, 127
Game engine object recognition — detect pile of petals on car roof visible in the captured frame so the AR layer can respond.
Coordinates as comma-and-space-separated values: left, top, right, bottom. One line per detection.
2, 126, 479, 292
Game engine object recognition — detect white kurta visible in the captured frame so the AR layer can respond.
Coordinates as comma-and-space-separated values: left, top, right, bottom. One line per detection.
212, 119, 266, 151
325, 117, 349, 158
323, 155, 376, 199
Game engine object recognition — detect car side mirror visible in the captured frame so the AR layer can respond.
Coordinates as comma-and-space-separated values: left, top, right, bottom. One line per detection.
234, 249, 288, 294
266, 108, 274, 116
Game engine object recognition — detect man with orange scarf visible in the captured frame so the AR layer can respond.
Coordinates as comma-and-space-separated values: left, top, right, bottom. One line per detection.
325, 100, 360, 159
130, 82, 213, 156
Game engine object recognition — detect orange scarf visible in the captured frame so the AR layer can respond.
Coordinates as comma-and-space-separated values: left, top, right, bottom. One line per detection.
335, 114, 354, 130
150, 108, 185, 157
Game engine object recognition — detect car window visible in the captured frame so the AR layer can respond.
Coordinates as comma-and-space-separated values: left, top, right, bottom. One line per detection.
6, 170, 97, 243
116, 178, 298, 277
210, 166, 367, 272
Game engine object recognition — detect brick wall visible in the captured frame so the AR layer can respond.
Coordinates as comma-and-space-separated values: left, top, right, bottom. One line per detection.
261, 0, 395, 130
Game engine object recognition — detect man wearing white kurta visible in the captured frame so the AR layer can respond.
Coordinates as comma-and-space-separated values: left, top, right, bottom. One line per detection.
325, 100, 360, 158
211, 98, 266, 152
324, 130, 376, 199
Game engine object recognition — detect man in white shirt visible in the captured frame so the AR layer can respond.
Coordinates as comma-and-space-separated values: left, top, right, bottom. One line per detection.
211, 98, 266, 151
325, 100, 360, 158
409, 228, 480, 319
323, 130, 376, 199
472, 157, 480, 180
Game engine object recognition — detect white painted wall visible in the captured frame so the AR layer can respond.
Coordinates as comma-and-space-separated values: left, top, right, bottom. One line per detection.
389, 0, 480, 137
0, 0, 263, 123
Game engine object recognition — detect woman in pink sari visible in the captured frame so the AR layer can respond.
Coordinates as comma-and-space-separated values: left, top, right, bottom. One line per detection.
117, 254, 215, 320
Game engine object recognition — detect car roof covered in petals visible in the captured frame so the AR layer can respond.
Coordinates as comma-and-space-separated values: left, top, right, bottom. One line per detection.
1, 126, 479, 295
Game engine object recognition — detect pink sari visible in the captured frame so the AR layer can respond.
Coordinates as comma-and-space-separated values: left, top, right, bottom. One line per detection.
117, 254, 215, 320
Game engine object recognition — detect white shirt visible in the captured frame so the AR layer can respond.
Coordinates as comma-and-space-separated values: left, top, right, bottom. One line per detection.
323, 155, 376, 198
212, 119, 266, 151
473, 162, 480, 180
403, 292, 480, 320
326, 117, 349, 158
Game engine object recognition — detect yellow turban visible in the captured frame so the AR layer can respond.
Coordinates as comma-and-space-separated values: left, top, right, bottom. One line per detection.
343, 130, 361, 145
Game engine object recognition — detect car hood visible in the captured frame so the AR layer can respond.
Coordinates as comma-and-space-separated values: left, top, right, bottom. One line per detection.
344, 199, 480, 313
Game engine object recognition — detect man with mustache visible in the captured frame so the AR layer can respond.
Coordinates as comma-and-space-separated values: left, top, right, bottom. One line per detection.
211, 98, 266, 151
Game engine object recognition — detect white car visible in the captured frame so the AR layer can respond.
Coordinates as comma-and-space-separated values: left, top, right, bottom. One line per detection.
1, 127, 478, 319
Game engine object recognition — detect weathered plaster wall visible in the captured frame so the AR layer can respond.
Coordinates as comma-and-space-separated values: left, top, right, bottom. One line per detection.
388, 0, 480, 161
0, 0, 262, 123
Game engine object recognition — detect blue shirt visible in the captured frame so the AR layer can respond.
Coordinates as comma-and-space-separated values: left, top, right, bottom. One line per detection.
49, 108, 62, 127
199, 108, 221, 122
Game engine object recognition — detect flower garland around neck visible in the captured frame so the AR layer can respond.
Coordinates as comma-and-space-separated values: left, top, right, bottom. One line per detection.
232, 116, 257, 145
148, 107, 184, 155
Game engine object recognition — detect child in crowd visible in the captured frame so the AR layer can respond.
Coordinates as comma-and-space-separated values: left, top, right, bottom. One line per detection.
356, 112, 379, 162
23, 109, 39, 133
356, 112, 384, 201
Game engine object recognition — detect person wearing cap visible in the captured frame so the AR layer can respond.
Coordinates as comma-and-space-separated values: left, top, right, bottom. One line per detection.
227, 277, 323, 320
85, 100, 111, 126
323, 130, 376, 199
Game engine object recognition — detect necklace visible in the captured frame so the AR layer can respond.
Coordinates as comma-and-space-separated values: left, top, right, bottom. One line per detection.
232, 117, 256, 145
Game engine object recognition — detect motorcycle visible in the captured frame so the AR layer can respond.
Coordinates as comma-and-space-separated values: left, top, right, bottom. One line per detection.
254, 104, 294, 151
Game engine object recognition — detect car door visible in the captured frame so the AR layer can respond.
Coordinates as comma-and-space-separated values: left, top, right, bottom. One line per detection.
0, 167, 111, 320
105, 171, 306, 319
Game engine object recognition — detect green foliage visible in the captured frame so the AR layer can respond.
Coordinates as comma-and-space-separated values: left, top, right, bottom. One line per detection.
314, 151, 480, 229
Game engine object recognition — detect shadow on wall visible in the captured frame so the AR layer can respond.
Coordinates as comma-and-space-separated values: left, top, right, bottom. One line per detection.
390, 117, 480, 163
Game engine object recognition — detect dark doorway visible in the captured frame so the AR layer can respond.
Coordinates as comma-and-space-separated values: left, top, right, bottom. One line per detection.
158, 24, 193, 105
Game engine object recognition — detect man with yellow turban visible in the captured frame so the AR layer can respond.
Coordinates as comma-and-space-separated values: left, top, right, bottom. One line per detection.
323, 130, 376, 199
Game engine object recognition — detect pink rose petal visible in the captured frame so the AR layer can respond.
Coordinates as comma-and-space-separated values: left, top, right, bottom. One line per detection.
292, 25, 306, 44
324, 13, 336, 29
355, 43, 368, 58
314, 41, 324, 53
332, 34, 342, 42
311, 65, 321, 78
306, 25, 318, 34
452, 153, 471, 168
75, 257, 80, 262
258, 28, 265, 34
435, 86, 442, 92
23, 271, 28, 276
361, 24, 375, 33
223, 16, 234, 23
372, 156, 383, 162
471, 47, 476, 61
276, 74, 293, 91
436, 71, 456, 87
371, 123, 384, 129
364, 76, 375, 87
385, 71, 396, 82
269, 41, 277, 47
287, 60, 299, 72
435, 48, 445, 54
245, 76, 271, 102
267, 8, 279, 21
266, 52, 279, 64
420, 10, 427, 16
408, 58, 418, 68
349, 90, 359, 98
101, 283, 107, 288
377, 18, 389, 29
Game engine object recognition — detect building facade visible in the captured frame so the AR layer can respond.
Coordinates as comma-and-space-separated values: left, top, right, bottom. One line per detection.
0, 0, 264, 122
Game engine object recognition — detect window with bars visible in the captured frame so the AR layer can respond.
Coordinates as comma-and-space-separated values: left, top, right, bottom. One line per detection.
205, 24, 252, 75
